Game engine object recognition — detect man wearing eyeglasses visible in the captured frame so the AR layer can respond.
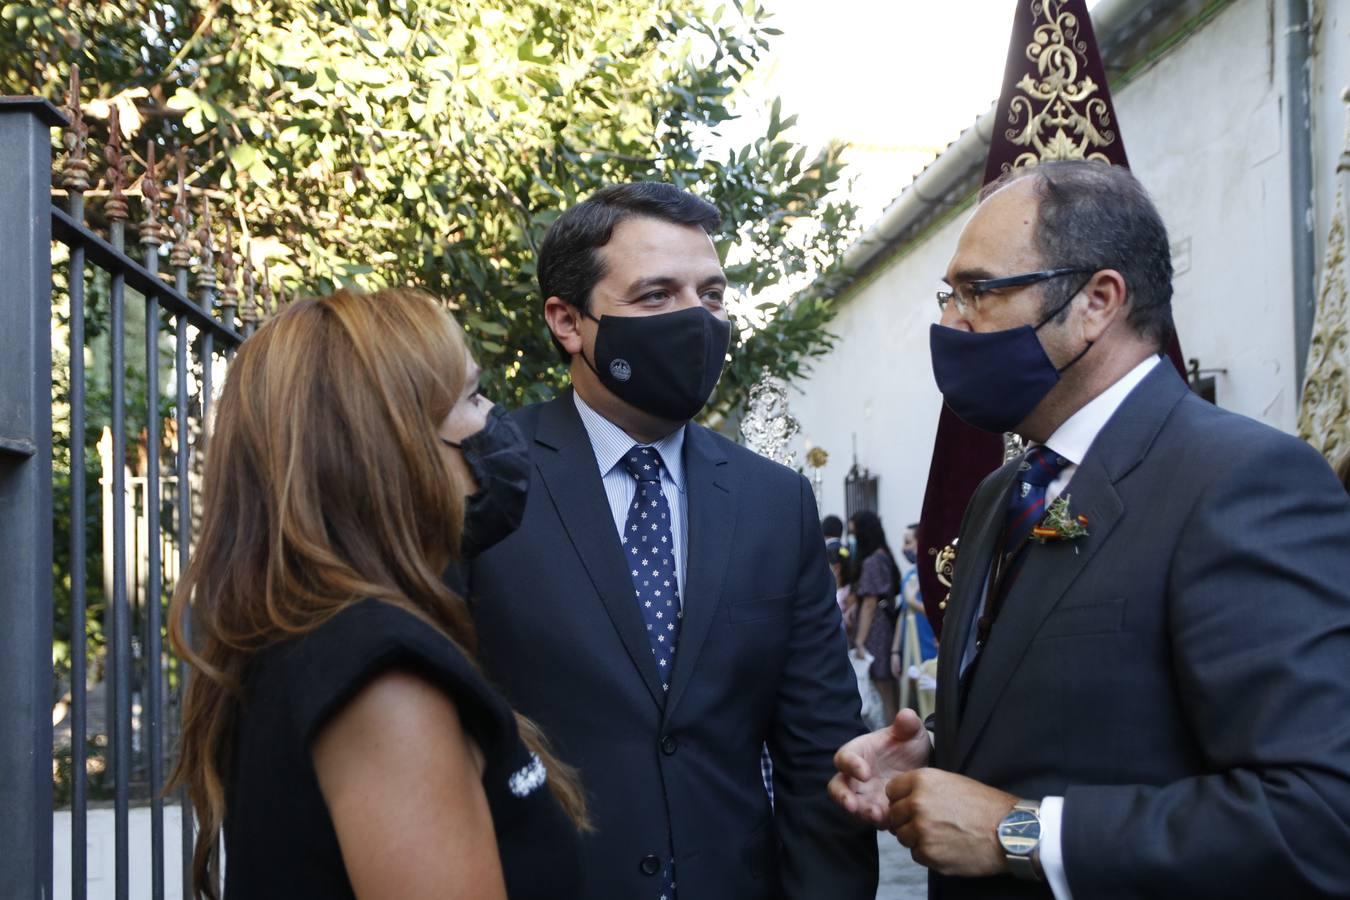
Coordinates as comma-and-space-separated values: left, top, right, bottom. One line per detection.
829, 160, 1350, 899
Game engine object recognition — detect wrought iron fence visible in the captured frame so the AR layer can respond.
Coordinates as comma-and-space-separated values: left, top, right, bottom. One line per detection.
0, 69, 279, 899
844, 461, 879, 523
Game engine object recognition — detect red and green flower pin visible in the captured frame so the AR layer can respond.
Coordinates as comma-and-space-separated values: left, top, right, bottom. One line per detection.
1031, 494, 1090, 544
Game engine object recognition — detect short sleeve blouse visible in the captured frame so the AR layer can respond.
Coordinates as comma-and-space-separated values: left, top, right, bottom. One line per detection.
222, 598, 582, 899
857, 549, 897, 600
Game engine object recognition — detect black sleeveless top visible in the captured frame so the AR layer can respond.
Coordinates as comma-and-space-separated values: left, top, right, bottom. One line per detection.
223, 599, 582, 899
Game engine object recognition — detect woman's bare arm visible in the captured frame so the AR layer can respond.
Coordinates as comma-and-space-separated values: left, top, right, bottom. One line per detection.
854, 595, 878, 656
312, 670, 508, 900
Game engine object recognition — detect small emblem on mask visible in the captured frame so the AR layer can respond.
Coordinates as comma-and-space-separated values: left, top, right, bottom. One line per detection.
610, 359, 632, 382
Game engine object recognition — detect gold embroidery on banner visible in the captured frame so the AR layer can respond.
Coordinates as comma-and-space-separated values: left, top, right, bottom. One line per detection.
934, 540, 958, 612
1000, 0, 1119, 174
1298, 195, 1349, 462
1297, 89, 1350, 464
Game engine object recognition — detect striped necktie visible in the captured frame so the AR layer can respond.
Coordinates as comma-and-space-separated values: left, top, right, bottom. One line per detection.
974, 446, 1070, 649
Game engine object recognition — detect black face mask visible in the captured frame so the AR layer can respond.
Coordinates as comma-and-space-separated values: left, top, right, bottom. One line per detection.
903, 548, 918, 564
443, 405, 531, 559
579, 305, 732, 422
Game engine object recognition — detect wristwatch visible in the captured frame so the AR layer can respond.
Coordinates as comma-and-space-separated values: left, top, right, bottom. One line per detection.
996, 799, 1045, 882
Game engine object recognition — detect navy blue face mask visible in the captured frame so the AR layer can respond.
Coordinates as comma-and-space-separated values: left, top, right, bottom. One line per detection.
929, 294, 1091, 434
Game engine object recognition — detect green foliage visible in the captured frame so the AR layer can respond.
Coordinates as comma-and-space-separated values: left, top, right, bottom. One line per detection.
4, 0, 857, 416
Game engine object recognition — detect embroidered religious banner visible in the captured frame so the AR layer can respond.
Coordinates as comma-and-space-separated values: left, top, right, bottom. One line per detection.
983, 0, 1127, 183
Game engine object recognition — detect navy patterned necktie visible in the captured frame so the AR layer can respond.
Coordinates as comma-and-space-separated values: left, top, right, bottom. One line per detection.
621, 446, 683, 693
1004, 446, 1070, 555
975, 445, 1070, 648
620, 446, 681, 900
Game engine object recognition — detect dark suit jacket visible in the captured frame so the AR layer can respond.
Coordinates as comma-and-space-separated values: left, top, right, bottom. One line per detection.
933, 363, 1350, 899
468, 392, 877, 900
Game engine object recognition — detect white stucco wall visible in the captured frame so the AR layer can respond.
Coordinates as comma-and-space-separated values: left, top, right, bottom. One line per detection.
792, 212, 961, 531
53, 805, 186, 900
790, 0, 1350, 533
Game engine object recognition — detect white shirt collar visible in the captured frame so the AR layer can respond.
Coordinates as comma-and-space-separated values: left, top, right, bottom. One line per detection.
572, 390, 687, 492
1042, 355, 1162, 465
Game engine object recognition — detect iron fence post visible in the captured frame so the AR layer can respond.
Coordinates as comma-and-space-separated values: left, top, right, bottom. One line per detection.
0, 96, 66, 900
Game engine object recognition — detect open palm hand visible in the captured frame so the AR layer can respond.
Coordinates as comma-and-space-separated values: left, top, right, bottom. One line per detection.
828, 709, 932, 828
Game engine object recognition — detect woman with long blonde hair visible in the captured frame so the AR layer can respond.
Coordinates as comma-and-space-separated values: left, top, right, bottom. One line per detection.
169, 288, 585, 899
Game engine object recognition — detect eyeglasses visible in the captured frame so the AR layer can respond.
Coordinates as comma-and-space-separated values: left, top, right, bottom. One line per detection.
936, 267, 1096, 316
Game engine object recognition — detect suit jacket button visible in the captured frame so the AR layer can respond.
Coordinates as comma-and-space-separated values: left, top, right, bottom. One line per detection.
640, 854, 662, 875
660, 735, 678, 756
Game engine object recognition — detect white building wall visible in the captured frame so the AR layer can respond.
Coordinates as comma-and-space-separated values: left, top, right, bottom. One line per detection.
1126, 0, 1297, 429
792, 213, 964, 529
54, 805, 187, 900
790, 0, 1349, 534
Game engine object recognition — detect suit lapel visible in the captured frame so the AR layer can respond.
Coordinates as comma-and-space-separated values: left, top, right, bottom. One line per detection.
952, 361, 1192, 770
666, 424, 735, 717
533, 393, 667, 707
953, 454, 1124, 769
935, 461, 1020, 768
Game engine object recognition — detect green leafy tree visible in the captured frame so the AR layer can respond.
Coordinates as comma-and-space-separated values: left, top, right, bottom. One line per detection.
8, 0, 861, 804
5, 0, 857, 416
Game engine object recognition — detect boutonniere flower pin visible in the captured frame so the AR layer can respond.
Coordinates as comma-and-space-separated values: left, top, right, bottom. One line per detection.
1031, 494, 1090, 545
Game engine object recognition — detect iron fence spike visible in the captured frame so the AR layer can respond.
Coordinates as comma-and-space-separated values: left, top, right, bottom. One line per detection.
140, 141, 164, 247
104, 105, 129, 222
196, 194, 217, 293
169, 149, 192, 270
220, 221, 239, 327
241, 255, 257, 324
261, 263, 275, 316
60, 65, 91, 194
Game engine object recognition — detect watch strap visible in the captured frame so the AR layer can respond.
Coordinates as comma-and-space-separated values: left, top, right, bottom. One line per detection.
1007, 852, 1039, 881
1002, 799, 1045, 883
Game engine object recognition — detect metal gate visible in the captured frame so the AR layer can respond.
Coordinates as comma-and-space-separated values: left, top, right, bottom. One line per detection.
844, 461, 879, 523
0, 72, 269, 899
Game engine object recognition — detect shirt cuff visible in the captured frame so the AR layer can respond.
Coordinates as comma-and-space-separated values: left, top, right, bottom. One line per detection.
1039, 796, 1073, 900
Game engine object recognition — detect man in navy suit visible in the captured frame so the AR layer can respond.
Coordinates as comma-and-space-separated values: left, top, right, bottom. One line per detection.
469, 183, 877, 900
830, 161, 1350, 898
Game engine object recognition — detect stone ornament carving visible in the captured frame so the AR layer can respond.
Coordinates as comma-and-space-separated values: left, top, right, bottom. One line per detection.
1298, 88, 1350, 465
740, 367, 800, 469
1000, 0, 1120, 173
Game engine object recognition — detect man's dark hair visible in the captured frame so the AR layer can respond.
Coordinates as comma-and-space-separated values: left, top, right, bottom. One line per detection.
821, 515, 844, 539
537, 182, 722, 362
982, 160, 1174, 350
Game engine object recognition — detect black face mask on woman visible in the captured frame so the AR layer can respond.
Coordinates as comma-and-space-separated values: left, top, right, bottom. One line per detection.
443, 405, 531, 559
580, 305, 732, 422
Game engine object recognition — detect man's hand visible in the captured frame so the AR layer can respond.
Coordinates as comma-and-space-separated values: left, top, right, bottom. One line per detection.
886, 768, 1018, 878
828, 709, 932, 828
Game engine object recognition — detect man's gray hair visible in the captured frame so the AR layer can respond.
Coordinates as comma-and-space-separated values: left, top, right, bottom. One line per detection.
983, 160, 1175, 350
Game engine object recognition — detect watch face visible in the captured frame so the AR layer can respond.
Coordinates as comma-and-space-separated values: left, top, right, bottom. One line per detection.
997, 809, 1041, 854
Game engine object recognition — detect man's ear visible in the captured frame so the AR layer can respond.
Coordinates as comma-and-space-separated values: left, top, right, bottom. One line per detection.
1080, 269, 1128, 342
543, 296, 584, 356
